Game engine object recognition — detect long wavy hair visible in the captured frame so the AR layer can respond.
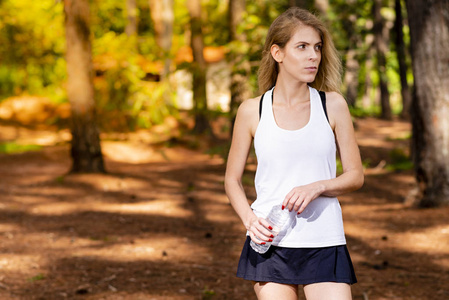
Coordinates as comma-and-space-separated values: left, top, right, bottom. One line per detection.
258, 7, 342, 94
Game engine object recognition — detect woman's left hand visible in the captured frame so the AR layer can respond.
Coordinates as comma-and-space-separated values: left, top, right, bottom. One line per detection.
282, 182, 325, 214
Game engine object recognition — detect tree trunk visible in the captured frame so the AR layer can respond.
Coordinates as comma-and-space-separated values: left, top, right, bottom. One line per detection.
228, 0, 250, 135
187, 0, 212, 135
373, 0, 392, 119
64, 0, 105, 173
341, 11, 360, 107
362, 44, 374, 109
125, 0, 138, 37
343, 49, 359, 106
406, 0, 449, 207
394, 0, 412, 119
149, 0, 174, 80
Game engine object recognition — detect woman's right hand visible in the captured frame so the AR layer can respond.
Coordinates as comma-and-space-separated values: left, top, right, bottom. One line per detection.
248, 217, 275, 244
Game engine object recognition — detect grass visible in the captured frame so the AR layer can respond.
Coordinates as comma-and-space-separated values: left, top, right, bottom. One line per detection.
55, 175, 65, 184
201, 286, 215, 300
386, 148, 413, 171
28, 273, 45, 282
385, 132, 412, 141
349, 105, 381, 118
336, 158, 371, 175
0, 142, 42, 154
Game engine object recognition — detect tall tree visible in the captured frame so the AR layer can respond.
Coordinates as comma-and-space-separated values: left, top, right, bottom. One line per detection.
393, 0, 412, 119
187, 0, 212, 134
406, 0, 449, 207
149, 0, 174, 79
341, 6, 360, 107
361, 45, 375, 109
228, 0, 250, 133
125, 0, 138, 37
343, 47, 359, 107
64, 0, 105, 173
373, 0, 392, 119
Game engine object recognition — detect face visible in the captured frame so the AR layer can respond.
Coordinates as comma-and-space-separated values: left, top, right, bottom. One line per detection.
272, 25, 322, 83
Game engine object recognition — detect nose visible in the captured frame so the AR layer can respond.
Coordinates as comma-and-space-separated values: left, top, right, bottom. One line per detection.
309, 49, 318, 60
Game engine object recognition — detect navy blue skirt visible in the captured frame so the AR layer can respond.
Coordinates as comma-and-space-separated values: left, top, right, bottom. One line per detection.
237, 237, 357, 285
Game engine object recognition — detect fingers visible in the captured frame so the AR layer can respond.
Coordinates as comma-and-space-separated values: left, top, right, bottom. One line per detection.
282, 190, 294, 211
296, 198, 309, 214
258, 218, 273, 233
283, 188, 302, 212
283, 188, 314, 214
249, 231, 267, 245
249, 218, 275, 244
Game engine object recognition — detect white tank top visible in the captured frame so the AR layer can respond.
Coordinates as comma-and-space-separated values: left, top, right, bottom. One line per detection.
251, 86, 346, 248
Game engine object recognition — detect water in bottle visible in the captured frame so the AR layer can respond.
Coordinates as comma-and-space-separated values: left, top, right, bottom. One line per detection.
250, 204, 294, 254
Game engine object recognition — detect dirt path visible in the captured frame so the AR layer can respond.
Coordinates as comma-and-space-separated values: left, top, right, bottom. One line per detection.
0, 118, 448, 300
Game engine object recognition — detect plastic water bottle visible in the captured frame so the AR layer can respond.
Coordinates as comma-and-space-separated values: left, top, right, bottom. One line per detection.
250, 204, 293, 254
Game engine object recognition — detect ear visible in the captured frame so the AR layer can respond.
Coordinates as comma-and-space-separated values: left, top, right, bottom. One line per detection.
270, 44, 284, 63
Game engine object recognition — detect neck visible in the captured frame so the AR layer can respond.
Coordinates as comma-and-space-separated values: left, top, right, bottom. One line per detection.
273, 78, 310, 106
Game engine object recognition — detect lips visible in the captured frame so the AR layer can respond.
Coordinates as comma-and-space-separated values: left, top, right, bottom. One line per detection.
305, 66, 318, 72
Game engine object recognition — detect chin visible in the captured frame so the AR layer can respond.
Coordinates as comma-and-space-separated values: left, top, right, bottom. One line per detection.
304, 77, 317, 83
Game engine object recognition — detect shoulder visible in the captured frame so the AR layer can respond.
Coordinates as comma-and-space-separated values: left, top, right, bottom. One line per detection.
235, 95, 262, 137
237, 96, 261, 116
321, 91, 351, 129
324, 91, 348, 112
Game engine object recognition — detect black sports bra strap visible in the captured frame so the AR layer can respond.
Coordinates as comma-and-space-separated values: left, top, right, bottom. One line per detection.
259, 90, 329, 124
319, 91, 329, 123
259, 93, 265, 120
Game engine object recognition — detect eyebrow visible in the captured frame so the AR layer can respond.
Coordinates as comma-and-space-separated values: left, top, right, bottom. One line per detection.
294, 41, 323, 45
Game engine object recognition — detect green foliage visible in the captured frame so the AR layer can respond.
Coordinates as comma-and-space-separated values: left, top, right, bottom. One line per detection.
203, 0, 229, 46
326, 0, 414, 112
385, 132, 412, 141
387, 148, 413, 171
206, 142, 231, 160
91, 2, 177, 131
336, 157, 370, 175
224, 0, 289, 95
201, 286, 215, 300
28, 273, 45, 282
349, 105, 381, 118
0, 142, 42, 154
0, 0, 415, 130
131, 81, 177, 129
90, 0, 127, 37
0, 0, 65, 100
89, 235, 118, 242
348, 98, 404, 118
336, 158, 343, 175
0, 0, 178, 131
242, 173, 255, 187
55, 175, 65, 184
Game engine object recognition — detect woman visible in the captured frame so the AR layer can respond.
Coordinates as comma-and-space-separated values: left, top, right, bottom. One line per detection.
224, 7, 364, 300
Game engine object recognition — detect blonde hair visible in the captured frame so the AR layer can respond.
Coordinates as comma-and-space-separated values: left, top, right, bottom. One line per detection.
258, 7, 342, 94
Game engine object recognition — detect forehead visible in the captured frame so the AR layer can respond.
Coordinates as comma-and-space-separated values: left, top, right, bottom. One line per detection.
289, 25, 322, 43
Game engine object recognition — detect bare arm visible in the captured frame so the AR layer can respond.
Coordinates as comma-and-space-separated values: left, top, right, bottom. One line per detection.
283, 92, 364, 213
224, 97, 274, 243
322, 91, 364, 196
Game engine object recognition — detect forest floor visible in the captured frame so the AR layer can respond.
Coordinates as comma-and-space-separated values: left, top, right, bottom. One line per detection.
0, 116, 449, 300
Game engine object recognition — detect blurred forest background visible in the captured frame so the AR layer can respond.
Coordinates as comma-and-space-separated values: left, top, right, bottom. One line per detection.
0, 0, 413, 128
1, 0, 449, 299
1, 0, 447, 205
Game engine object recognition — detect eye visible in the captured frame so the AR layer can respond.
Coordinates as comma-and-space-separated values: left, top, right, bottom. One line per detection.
297, 44, 306, 49
315, 44, 322, 51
